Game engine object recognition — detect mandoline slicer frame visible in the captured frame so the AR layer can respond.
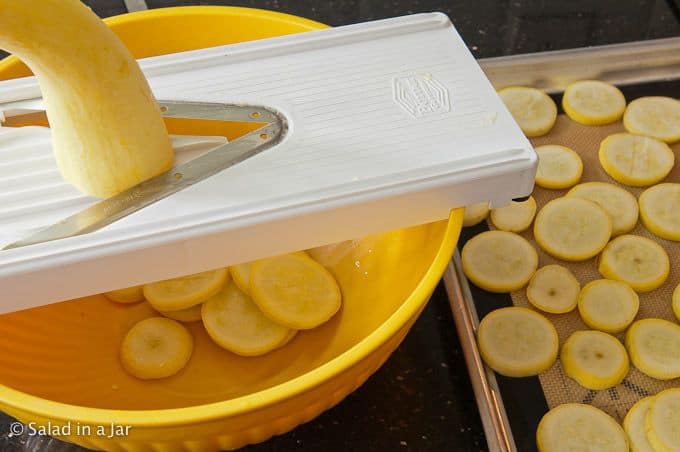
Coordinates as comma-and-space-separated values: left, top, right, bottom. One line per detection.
0, 13, 535, 313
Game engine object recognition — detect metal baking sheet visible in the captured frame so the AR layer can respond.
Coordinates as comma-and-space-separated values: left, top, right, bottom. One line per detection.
445, 37, 680, 452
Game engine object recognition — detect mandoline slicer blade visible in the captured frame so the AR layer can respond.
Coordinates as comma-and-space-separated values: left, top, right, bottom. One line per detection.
0, 13, 535, 313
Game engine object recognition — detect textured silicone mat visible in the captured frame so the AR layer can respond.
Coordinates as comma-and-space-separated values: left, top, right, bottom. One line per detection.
504, 114, 679, 421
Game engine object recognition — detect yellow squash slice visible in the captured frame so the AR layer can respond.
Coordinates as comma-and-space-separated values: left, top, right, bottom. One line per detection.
599, 133, 675, 187
461, 231, 538, 293
157, 304, 203, 323
567, 182, 639, 236
120, 317, 193, 380
646, 389, 680, 452
598, 235, 669, 292
623, 96, 680, 144
202, 284, 293, 356
104, 286, 145, 304
577, 279, 639, 334
673, 284, 680, 323
231, 252, 308, 295
144, 268, 229, 312
230, 263, 253, 295
639, 183, 680, 241
0, 0, 173, 197
490, 196, 537, 232
625, 318, 680, 380
250, 254, 341, 329
499, 86, 557, 137
526, 265, 580, 314
560, 330, 629, 390
278, 330, 299, 349
463, 202, 490, 227
562, 80, 626, 125
533, 197, 612, 261
477, 307, 558, 377
536, 404, 628, 452
534, 145, 583, 189
623, 396, 656, 452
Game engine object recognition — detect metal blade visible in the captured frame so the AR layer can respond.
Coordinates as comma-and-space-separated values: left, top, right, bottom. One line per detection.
0, 109, 48, 127
2, 120, 285, 250
159, 100, 281, 123
0, 102, 275, 127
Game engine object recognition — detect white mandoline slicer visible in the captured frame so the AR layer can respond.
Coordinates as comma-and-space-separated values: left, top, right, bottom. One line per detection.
0, 13, 536, 314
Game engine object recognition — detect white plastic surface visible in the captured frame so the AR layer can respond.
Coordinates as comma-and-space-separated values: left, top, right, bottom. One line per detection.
0, 13, 535, 313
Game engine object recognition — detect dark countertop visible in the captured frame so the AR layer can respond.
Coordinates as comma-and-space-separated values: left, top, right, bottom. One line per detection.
1, 1, 678, 451
140, 0, 680, 58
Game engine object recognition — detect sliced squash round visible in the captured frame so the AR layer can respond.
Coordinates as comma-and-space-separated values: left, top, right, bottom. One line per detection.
623, 96, 680, 144
498, 86, 557, 137
560, 330, 629, 390
202, 284, 293, 356
533, 197, 612, 261
599, 133, 674, 187
463, 202, 490, 227
639, 183, 680, 241
577, 279, 639, 334
143, 268, 229, 312
230, 263, 253, 295
231, 252, 308, 295
625, 318, 680, 380
673, 284, 680, 323
490, 196, 537, 232
646, 389, 680, 452
623, 396, 656, 452
157, 304, 203, 323
598, 235, 669, 293
461, 231, 538, 293
104, 286, 145, 304
567, 182, 639, 236
250, 254, 341, 329
534, 145, 583, 189
537, 404, 628, 452
562, 80, 626, 125
477, 307, 558, 377
120, 317, 193, 380
526, 265, 580, 314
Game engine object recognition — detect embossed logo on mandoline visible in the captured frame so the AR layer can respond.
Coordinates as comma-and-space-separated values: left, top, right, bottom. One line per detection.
393, 74, 450, 117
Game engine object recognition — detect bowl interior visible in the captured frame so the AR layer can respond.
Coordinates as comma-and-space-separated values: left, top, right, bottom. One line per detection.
0, 6, 328, 79
0, 222, 448, 409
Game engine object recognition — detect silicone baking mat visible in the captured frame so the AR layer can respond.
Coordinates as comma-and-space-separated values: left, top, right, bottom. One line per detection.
456, 80, 680, 452
512, 115, 679, 420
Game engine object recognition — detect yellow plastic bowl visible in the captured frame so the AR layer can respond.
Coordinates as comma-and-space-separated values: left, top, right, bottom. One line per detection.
0, 6, 464, 451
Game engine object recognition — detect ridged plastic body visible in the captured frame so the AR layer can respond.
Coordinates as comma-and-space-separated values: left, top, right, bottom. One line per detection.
0, 8, 464, 451
0, 9, 535, 313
